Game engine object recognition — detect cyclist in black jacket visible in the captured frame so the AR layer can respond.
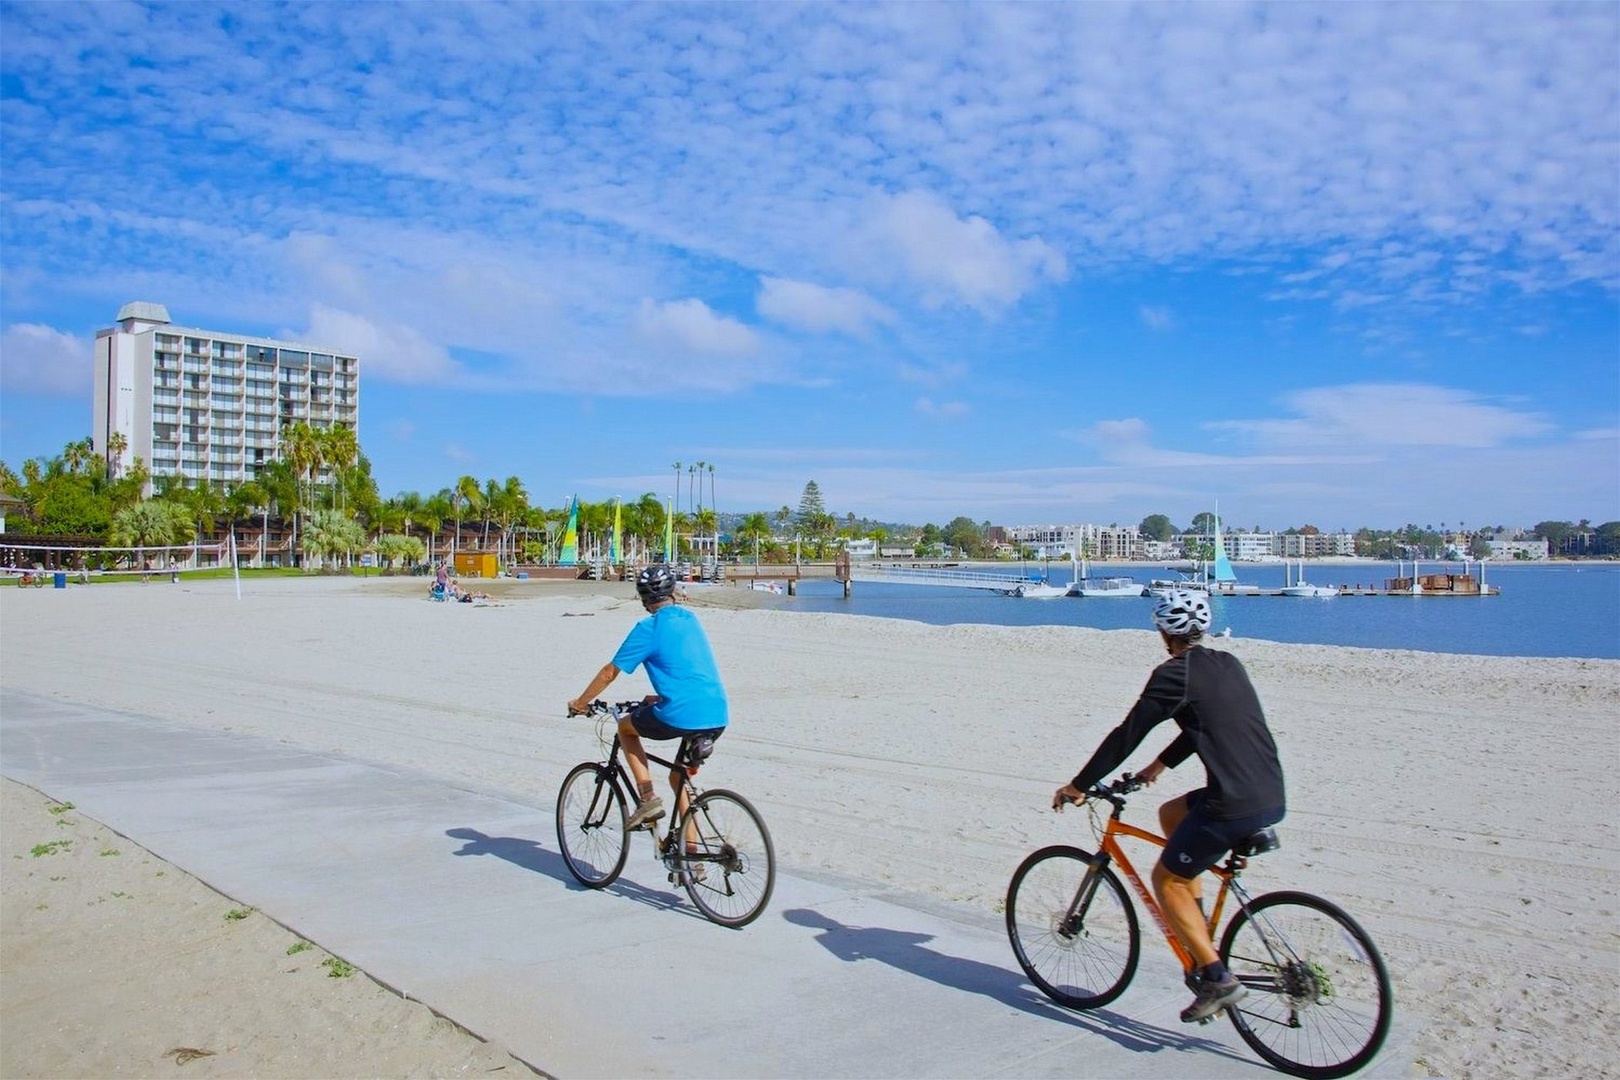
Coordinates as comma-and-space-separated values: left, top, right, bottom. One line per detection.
1052, 588, 1286, 1023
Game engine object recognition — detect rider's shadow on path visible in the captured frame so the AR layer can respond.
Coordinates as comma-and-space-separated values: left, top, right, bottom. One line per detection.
446, 827, 703, 920
783, 907, 1247, 1062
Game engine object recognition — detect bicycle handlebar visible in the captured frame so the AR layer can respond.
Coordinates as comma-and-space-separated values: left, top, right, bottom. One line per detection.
1085, 772, 1146, 809
567, 699, 642, 719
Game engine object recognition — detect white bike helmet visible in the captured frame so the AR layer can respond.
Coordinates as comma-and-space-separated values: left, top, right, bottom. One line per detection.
1151, 589, 1212, 638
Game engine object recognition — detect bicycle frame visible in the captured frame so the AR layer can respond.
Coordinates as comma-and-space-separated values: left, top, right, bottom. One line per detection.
594, 727, 705, 853
1089, 805, 1251, 975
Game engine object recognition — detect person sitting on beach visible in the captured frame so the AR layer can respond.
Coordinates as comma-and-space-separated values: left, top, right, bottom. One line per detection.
568, 563, 728, 831
1051, 588, 1286, 1025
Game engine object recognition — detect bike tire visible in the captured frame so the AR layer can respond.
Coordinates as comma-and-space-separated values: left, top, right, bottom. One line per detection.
1219, 890, 1393, 1079
679, 789, 775, 928
555, 763, 629, 888
1006, 845, 1140, 1009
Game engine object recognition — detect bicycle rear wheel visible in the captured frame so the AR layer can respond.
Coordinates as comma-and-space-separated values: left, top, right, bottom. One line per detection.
1006, 845, 1140, 1008
679, 790, 775, 928
1220, 890, 1393, 1079
555, 763, 629, 888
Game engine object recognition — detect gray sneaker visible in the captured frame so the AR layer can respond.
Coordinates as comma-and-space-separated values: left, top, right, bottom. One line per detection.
1181, 974, 1246, 1023
625, 795, 665, 831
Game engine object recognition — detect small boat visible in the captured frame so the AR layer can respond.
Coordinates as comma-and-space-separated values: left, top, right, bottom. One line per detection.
1149, 574, 1209, 597
750, 580, 785, 595
1068, 576, 1146, 597
1065, 554, 1145, 597
1008, 581, 1069, 599
1280, 561, 1339, 598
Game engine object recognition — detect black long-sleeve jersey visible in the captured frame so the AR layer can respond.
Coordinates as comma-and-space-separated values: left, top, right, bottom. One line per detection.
1071, 645, 1286, 820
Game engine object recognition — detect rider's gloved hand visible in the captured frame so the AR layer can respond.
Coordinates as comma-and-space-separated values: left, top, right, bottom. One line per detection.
1052, 783, 1086, 811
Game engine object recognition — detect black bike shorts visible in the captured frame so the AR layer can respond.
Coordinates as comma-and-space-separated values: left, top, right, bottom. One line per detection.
1160, 789, 1283, 879
627, 701, 725, 746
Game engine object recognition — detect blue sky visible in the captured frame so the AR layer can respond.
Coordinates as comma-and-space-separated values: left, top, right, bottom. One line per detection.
2, 1, 1616, 532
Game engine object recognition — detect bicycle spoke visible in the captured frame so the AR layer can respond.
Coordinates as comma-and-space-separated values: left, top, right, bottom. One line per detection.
1006, 847, 1139, 1010
680, 790, 774, 928
1220, 891, 1392, 1079
555, 763, 629, 888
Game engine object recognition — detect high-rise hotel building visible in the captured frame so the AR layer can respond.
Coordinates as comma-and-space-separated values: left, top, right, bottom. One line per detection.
93, 302, 359, 492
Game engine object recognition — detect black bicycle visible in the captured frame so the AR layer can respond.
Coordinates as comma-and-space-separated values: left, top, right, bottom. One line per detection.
555, 700, 776, 928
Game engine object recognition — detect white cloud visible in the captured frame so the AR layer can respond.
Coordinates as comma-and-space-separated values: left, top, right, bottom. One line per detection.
915, 397, 969, 419
293, 305, 461, 385
0, 324, 91, 396
757, 277, 893, 337
1216, 384, 1553, 449
1139, 305, 1175, 331
856, 191, 1068, 314
634, 299, 760, 357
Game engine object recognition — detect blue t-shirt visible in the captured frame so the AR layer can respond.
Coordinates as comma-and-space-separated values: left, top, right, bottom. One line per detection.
612, 605, 728, 731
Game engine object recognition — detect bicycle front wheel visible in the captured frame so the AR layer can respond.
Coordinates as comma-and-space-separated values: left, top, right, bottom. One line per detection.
1006, 845, 1140, 1008
679, 790, 775, 928
1220, 890, 1393, 1079
555, 763, 629, 888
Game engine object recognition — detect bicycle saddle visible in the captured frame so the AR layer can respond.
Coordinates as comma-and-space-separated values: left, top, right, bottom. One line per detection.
1233, 828, 1280, 857
680, 734, 718, 767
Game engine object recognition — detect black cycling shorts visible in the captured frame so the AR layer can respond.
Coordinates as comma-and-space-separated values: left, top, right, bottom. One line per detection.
1160, 789, 1283, 879
627, 701, 725, 746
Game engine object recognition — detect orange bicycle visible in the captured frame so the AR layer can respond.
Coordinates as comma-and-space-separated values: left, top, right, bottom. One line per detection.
1006, 774, 1392, 1079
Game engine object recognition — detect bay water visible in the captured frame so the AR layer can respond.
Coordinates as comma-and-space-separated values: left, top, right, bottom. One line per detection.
775, 562, 1620, 660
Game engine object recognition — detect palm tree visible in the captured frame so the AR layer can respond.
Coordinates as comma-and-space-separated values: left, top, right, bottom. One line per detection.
738, 512, 770, 565
302, 508, 366, 569
110, 499, 191, 571
494, 476, 528, 568
480, 477, 500, 550
105, 431, 128, 479
423, 491, 453, 564
450, 475, 481, 562
224, 479, 267, 565
280, 422, 323, 565
322, 424, 358, 510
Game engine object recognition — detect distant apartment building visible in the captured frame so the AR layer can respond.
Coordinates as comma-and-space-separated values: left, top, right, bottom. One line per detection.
1278, 531, 1357, 557
1185, 528, 1355, 560
1000, 523, 1143, 559
93, 302, 359, 493
1485, 537, 1549, 560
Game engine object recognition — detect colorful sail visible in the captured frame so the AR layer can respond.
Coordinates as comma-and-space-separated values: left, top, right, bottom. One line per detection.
610, 499, 621, 564
559, 496, 579, 566
1210, 512, 1237, 583
664, 497, 674, 561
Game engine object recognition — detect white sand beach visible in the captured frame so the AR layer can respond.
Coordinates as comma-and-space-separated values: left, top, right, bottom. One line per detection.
2, 575, 1617, 1079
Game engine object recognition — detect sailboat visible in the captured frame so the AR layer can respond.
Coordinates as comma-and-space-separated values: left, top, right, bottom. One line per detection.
1280, 560, 1339, 598
1006, 556, 1068, 598
558, 496, 580, 567
1205, 511, 1260, 594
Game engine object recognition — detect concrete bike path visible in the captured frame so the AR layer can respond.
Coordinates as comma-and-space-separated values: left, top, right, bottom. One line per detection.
0, 691, 1414, 1079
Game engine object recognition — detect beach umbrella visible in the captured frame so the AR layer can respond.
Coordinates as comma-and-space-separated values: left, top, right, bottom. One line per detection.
664, 498, 674, 561
611, 499, 621, 564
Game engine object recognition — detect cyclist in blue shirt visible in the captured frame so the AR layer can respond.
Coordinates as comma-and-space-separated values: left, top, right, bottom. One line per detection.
568, 563, 729, 831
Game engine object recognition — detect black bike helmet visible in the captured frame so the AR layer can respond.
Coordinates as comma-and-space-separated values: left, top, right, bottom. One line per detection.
635, 563, 677, 604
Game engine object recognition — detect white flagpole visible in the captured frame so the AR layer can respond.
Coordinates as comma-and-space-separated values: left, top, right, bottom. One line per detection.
230, 531, 242, 600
